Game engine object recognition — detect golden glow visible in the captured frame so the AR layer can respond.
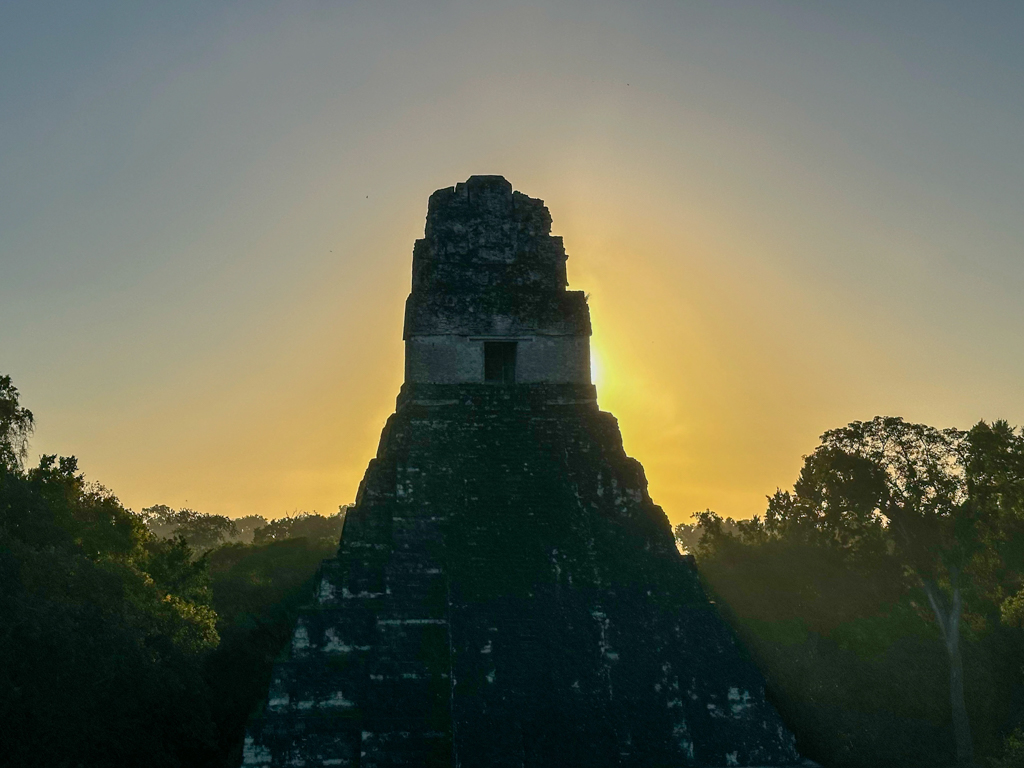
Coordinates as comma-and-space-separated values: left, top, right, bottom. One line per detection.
26, 165, 1020, 527
589, 344, 604, 389
6, 4, 1022, 526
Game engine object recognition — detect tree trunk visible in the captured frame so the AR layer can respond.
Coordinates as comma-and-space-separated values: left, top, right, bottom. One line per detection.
923, 573, 974, 768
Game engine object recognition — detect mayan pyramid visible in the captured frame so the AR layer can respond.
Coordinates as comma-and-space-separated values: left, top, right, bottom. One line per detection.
242, 175, 803, 767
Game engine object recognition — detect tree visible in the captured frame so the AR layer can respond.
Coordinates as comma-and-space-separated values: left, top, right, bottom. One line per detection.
231, 514, 268, 544
0, 372, 360, 765
0, 455, 220, 765
673, 509, 739, 554
964, 421, 1024, 627
252, 507, 347, 545
0, 374, 34, 470
679, 506, 939, 767
202, 535, 341, 765
777, 417, 992, 767
174, 511, 238, 552
142, 505, 239, 552
681, 417, 1024, 766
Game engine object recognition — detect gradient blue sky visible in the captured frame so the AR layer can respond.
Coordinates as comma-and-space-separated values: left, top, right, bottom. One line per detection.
2, 1, 1022, 522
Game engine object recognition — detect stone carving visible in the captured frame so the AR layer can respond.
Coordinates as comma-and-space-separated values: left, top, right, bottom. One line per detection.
243, 176, 804, 767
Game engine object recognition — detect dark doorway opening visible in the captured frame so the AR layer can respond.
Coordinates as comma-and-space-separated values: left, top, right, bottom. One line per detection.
484, 341, 517, 384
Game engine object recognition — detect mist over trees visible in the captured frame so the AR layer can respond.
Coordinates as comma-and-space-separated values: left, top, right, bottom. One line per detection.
5, 369, 1024, 766
140, 505, 347, 551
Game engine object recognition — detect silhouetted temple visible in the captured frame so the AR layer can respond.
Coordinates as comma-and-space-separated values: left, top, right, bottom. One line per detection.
242, 176, 803, 767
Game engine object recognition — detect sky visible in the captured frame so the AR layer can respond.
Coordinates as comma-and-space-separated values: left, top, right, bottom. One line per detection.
2, 1, 1022, 524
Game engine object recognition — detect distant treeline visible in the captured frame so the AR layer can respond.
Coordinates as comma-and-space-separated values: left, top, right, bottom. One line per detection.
141, 503, 347, 550
0, 374, 348, 767
5, 371, 1024, 767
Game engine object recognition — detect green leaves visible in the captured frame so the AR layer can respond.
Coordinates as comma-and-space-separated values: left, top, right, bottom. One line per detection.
142, 505, 239, 552
0, 374, 34, 471
0, 373, 220, 766
0, 372, 353, 765
676, 415, 1024, 767
251, 508, 346, 545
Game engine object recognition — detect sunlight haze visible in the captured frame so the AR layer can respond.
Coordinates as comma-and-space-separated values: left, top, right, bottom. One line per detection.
2, 1, 1022, 523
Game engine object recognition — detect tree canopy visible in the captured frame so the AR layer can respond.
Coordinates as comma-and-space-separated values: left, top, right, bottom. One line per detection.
0, 374, 34, 470
679, 416, 1024, 768
0, 373, 348, 767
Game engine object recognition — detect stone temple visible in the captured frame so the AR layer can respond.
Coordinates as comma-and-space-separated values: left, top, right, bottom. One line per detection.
242, 176, 804, 767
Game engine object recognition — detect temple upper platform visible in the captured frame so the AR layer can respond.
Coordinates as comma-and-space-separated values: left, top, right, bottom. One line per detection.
403, 175, 591, 385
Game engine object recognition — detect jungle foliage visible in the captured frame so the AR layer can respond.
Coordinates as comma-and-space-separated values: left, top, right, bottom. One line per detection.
677, 417, 1024, 768
0, 374, 345, 767
6, 368, 1024, 767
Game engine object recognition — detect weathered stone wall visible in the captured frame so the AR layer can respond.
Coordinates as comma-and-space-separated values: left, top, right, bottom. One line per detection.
403, 175, 590, 385
405, 335, 590, 384
243, 384, 801, 767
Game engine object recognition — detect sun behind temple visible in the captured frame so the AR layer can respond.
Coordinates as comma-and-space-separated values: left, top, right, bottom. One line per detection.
243, 176, 804, 767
